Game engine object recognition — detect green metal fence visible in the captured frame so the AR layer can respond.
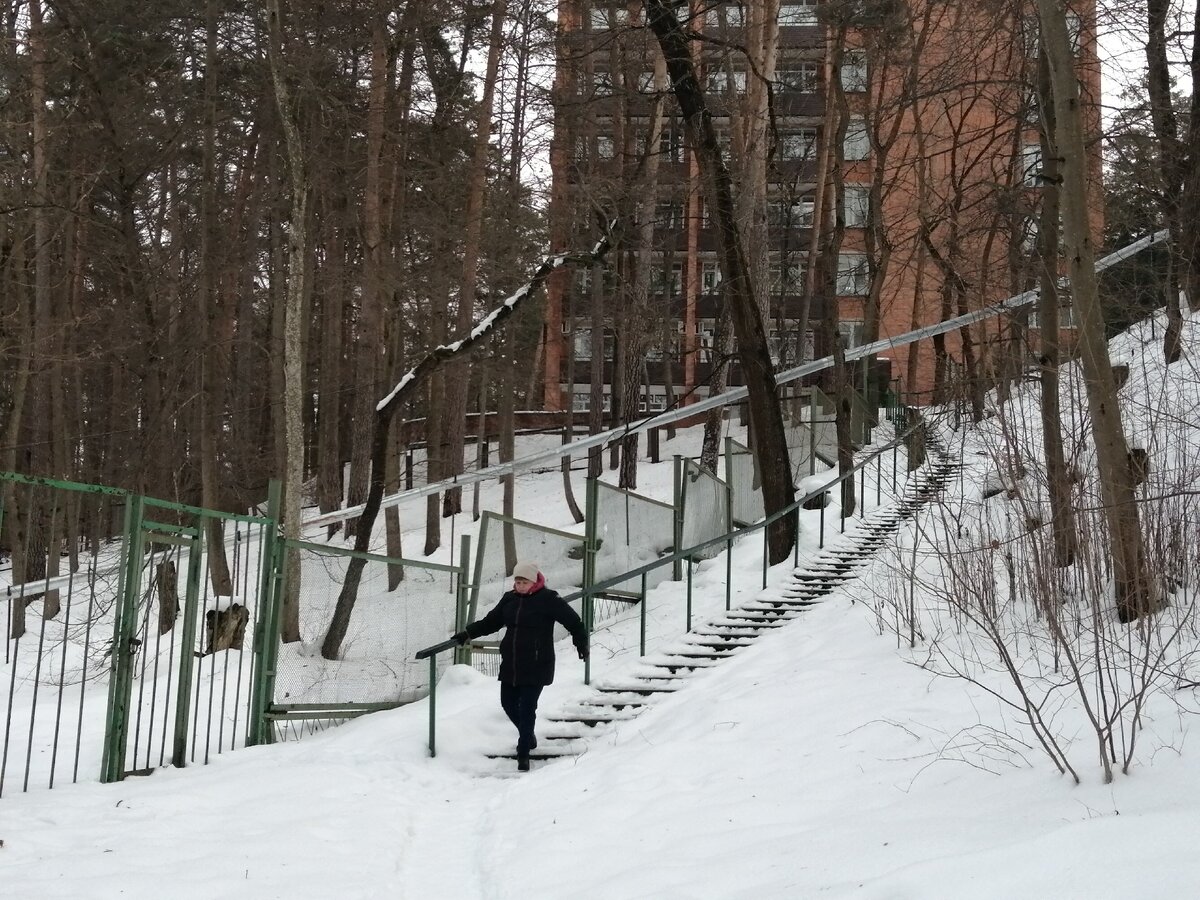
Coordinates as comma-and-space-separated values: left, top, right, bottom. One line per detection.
2, 473, 129, 797
100, 489, 279, 781
2, 472, 279, 796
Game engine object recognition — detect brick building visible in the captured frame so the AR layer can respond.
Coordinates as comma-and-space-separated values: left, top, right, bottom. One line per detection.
540, 0, 1101, 412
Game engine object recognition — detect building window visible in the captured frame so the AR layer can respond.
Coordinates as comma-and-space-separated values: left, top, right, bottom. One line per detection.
768, 197, 814, 229
590, 5, 630, 31
1022, 13, 1082, 57
779, 1, 819, 26
843, 117, 870, 160
706, 4, 745, 27
573, 391, 612, 412
652, 261, 683, 294
655, 202, 685, 230
837, 319, 865, 348
1021, 87, 1042, 126
769, 261, 805, 292
779, 128, 818, 161
574, 324, 615, 361
843, 184, 870, 227
769, 325, 811, 364
714, 128, 731, 159
596, 134, 614, 160
836, 253, 869, 295
777, 63, 819, 93
1020, 215, 1039, 253
636, 70, 656, 93
701, 260, 722, 292
708, 69, 747, 94
698, 320, 718, 363
840, 51, 868, 92
1020, 143, 1043, 186
592, 70, 613, 97
659, 128, 683, 162
638, 391, 668, 412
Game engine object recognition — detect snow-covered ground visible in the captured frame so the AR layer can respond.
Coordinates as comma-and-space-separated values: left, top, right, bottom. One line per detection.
4, 311, 1200, 898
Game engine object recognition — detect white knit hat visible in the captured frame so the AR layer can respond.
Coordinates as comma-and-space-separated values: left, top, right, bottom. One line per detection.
512, 561, 540, 582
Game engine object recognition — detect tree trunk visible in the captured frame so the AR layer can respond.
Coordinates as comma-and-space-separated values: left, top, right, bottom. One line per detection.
200, 0, 233, 595
1038, 0, 1152, 622
443, 0, 509, 515
645, 0, 796, 562
1036, 50, 1077, 569
347, 8, 392, 537
267, 0, 310, 643
699, 304, 732, 473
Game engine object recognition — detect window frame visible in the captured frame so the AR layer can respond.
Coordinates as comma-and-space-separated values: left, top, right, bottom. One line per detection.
843, 116, 870, 161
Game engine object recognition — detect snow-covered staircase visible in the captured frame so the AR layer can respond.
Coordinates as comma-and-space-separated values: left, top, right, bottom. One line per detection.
486, 425, 961, 770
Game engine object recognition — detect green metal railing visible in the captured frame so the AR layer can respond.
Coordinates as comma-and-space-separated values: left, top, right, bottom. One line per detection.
2, 472, 281, 796
414, 406, 929, 756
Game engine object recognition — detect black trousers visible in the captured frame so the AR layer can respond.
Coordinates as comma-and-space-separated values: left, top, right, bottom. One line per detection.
500, 683, 544, 755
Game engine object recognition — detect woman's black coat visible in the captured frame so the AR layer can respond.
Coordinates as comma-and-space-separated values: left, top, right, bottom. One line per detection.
464, 587, 588, 686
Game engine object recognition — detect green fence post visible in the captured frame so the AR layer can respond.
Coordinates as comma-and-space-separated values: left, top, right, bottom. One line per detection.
722, 438, 734, 610
455, 535, 471, 666
101, 493, 144, 783
686, 558, 693, 632
469, 513, 490, 628
639, 572, 647, 657
428, 655, 438, 757
808, 391, 817, 476
583, 478, 598, 686
860, 465, 866, 517
171, 530, 205, 768
247, 480, 282, 748
672, 455, 683, 581
762, 523, 769, 590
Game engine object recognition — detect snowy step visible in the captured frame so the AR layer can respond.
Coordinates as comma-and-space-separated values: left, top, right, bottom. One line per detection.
595, 681, 682, 695
692, 626, 768, 638
545, 707, 641, 726
582, 696, 649, 710
720, 613, 796, 625
541, 725, 589, 741
639, 652, 725, 667
625, 666, 696, 680
485, 743, 584, 761
682, 638, 752, 649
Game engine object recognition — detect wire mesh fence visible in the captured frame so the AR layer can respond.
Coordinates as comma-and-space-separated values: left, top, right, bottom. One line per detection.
725, 439, 765, 526
2, 475, 128, 798
679, 458, 729, 561
269, 541, 464, 718
591, 480, 675, 601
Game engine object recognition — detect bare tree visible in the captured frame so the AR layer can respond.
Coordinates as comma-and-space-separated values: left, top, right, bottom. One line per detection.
644, 0, 797, 562
265, 0, 310, 643
1036, 0, 1152, 621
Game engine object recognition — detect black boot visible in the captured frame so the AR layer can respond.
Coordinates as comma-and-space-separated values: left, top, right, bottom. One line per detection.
517, 754, 530, 772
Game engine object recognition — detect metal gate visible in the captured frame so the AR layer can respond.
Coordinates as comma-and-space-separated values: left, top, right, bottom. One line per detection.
100, 491, 278, 782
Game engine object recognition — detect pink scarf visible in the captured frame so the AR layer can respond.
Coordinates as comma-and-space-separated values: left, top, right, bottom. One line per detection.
515, 572, 545, 594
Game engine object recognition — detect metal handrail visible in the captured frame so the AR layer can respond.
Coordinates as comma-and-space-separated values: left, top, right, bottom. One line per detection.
413, 405, 933, 757
311, 227, 1166, 530
562, 410, 926, 603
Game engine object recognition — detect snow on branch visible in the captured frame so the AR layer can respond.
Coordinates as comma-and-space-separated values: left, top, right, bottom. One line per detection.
375, 220, 620, 415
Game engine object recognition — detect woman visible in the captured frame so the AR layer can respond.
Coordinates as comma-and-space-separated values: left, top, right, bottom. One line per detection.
455, 561, 589, 771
